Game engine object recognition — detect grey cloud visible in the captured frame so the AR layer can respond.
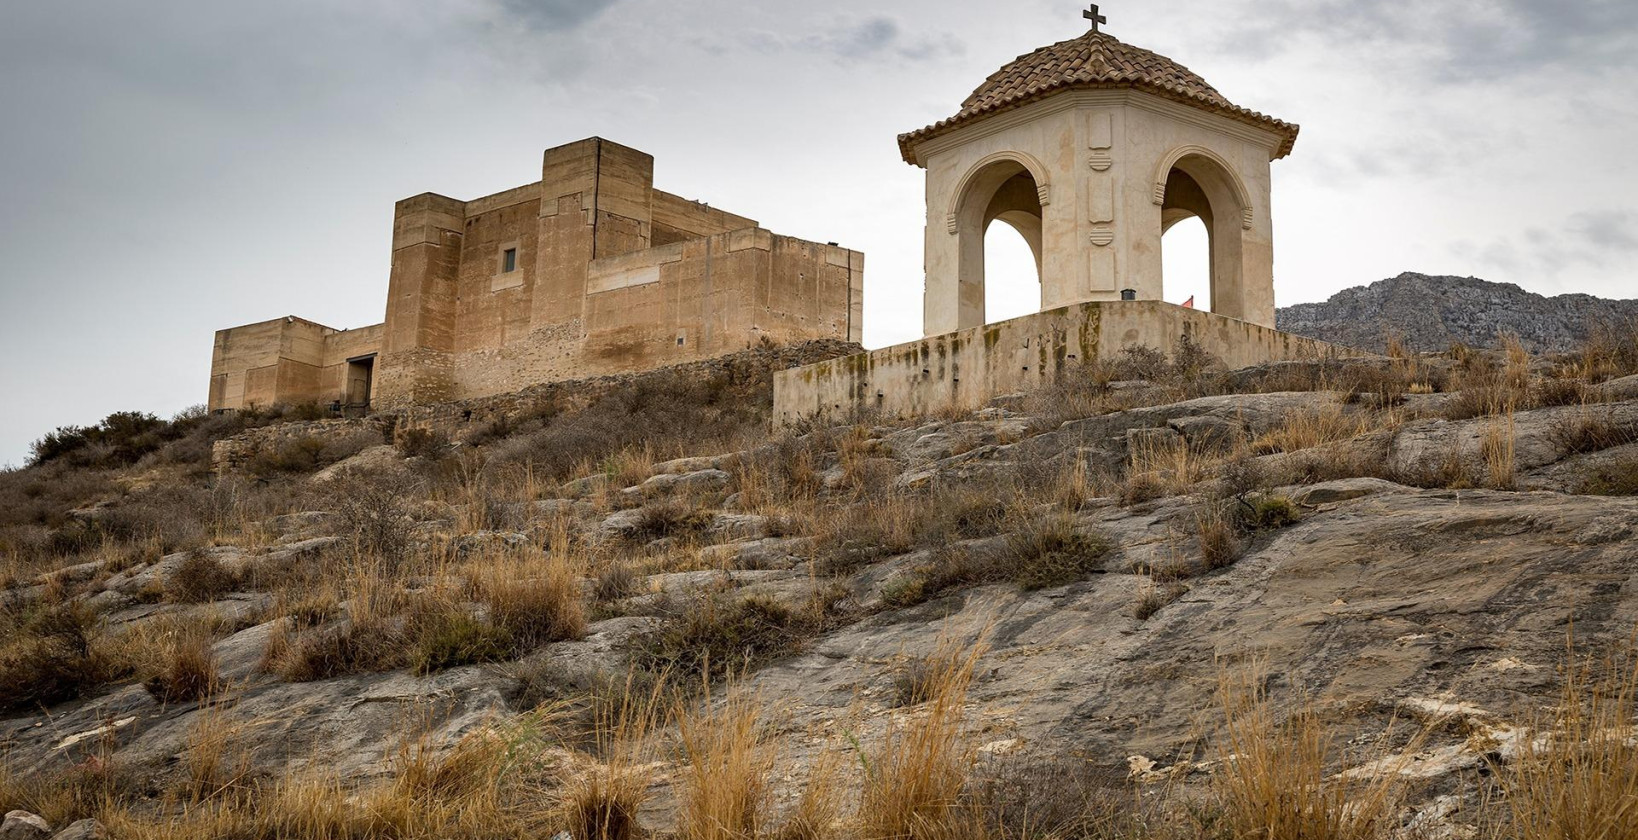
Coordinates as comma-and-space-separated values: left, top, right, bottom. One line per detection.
494, 0, 619, 33
736, 15, 963, 63
1213, 0, 1638, 82
1455, 209, 1638, 280
1567, 211, 1638, 254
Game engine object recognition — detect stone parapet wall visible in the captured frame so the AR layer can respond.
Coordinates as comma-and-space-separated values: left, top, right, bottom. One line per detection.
773, 301, 1364, 426
212, 340, 860, 475
211, 416, 395, 477
401, 339, 861, 438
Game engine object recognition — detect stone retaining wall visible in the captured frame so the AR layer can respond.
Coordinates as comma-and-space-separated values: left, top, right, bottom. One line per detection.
773, 301, 1363, 427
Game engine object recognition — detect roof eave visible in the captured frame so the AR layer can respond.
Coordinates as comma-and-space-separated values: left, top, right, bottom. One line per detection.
899, 82, 1299, 166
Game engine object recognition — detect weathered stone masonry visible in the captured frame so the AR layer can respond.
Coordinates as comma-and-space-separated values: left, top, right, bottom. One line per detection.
208, 138, 863, 412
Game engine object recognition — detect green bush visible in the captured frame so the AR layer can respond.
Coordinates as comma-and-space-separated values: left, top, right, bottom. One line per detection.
1235, 495, 1301, 532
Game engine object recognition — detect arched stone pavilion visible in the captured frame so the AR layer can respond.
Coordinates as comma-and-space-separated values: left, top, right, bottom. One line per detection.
774, 8, 1357, 425
904, 8, 1299, 334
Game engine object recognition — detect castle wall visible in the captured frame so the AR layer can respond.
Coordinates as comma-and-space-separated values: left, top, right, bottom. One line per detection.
651, 190, 756, 245
773, 301, 1355, 426
208, 318, 384, 411
448, 227, 862, 398
213, 137, 861, 413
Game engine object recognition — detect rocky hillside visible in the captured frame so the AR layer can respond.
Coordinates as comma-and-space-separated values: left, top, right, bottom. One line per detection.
1277, 272, 1638, 354
2, 338, 1637, 840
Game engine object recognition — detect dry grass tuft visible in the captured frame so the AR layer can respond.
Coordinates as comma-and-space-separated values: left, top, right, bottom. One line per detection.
1124, 435, 1217, 504
774, 736, 846, 840
1215, 664, 1406, 840
1496, 651, 1638, 840
674, 680, 778, 840
468, 538, 588, 650
1133, 580, 1187, 621
857, 632, 988, 840
1483, 411, 1518, 490
558, 674, 665, 840
1250, 405, 1368, 455
1196, 504, 1243, 573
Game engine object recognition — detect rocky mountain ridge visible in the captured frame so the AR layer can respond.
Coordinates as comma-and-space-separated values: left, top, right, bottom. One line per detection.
1277, 272, 1638, 354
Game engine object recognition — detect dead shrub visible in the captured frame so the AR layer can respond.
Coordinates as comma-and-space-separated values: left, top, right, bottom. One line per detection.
143, 634, 220, 704
0, 603, 109, 713
1550, 409, 1638, 456
1533, 377, 1588, 408
1006, 512, 1111, 590
633, 590, 836, 683
813, 495, 919, 574
879, 547, 993, 609
332, 471, 418, 567
406, 603, 516, 675
966, 755, 1150, 840
629, 497, 714, 543
1575, 451, 1638, 496
593, 561, 645, 603
247, 433, 374, 477
270, 619, 396, 682
394, 426, 450, 459
165, 550, 240, 603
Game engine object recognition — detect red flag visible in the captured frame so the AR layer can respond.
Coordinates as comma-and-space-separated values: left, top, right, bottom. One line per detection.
1181, 295, 1195, 309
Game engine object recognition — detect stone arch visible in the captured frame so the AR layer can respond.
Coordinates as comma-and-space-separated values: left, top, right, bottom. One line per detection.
1153, 147, 1256, 320
946, 152, 1050, 329
1150, 145, 1253, 230
946, 150, 1052, 231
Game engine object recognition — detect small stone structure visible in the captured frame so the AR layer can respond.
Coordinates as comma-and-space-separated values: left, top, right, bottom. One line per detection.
776, 11, 1352, 425
208, 138, 863, 412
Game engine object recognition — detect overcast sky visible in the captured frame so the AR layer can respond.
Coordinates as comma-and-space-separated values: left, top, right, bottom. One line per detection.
2, 0, 1635, 467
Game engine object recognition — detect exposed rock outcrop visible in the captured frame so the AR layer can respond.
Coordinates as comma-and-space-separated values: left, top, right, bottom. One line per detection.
1277, 272, 1638, 353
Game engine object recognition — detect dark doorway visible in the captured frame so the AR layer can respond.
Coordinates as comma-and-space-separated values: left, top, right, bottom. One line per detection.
345, 355, 375, 413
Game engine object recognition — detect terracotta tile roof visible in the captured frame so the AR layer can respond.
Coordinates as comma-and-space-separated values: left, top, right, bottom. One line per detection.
899, 31, 1299, 164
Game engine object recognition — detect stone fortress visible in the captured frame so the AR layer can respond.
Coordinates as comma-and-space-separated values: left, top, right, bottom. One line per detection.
209, 7, 1346, 422
208, 138, 863, 412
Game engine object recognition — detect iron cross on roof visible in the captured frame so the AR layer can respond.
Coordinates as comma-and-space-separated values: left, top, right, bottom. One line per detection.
1083, 4, 1107, 32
